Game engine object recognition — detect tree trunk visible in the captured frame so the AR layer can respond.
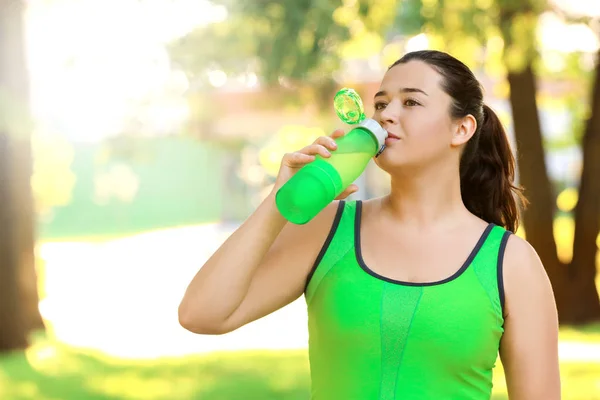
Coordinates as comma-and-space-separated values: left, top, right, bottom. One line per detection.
13, 136, 45, 332
0, 0, 44, 350
506, 68, 559, 266
569, 50, 600, 324
0, 134, 29, 352
505, 67, 573, 317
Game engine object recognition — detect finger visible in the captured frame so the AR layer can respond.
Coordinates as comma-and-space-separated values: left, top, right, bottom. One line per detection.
330, 129, 346, 140
335, 184, 359, 200
314, 136, 338, 151
301, 143, 331, 158
283, 152, 315, 168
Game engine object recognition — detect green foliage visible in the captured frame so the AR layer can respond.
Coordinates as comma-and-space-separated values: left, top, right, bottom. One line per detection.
393, 0, 552, 73
168, 0, 402, 89
37, 137, 242, 240
168, 0, 560, 88
169, 0, 347, 85
539, 89, 593, 151
536, 57, 595, 152
393, 0, 425, 36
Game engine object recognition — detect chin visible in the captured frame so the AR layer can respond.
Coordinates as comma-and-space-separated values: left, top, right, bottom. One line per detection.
374, 148, 410, 170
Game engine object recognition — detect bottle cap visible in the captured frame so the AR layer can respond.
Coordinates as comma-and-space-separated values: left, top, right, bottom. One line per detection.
333, 87, 388, 157
333, 88, 365, 125
359, 118, 387, 149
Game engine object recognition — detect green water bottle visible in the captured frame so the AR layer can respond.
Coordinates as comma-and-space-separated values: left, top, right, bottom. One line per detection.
275, 88, 387, 224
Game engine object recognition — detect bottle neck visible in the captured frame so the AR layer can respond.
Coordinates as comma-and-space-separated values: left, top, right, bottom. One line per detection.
358, 118, 386, 148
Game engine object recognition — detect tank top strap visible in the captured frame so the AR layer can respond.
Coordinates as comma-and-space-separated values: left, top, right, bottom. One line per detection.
470, 224, 512, 319
305, 200, 358, 304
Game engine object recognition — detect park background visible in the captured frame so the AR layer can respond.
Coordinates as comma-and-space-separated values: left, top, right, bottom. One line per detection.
1, 0, 600, 398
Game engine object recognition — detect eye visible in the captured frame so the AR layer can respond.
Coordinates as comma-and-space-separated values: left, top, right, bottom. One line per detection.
404, 98, 420, 107
374, 102, 387, 111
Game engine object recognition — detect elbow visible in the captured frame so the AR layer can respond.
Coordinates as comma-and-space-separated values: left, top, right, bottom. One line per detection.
177, 303, 232, 335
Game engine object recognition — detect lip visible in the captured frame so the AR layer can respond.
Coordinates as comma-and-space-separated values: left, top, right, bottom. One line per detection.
386, 132, 400, 140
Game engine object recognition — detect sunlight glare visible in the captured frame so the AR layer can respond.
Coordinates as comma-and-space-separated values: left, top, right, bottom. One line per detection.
24, 0, 223, 143
551, 0, 600, 17
208, 70, 228, 88
539, 12, 600, 53
557, 188, 579, 213
38, 224, 309, 359
554, 215, 575, 264
405, 34, 429, 53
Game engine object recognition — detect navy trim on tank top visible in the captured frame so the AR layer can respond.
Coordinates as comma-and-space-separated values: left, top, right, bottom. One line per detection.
497, 230, 511, 316
304, 200, 346, 292
354, 200, 495, 287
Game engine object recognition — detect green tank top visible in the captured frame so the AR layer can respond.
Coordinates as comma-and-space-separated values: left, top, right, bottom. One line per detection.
305, 200, 511, 400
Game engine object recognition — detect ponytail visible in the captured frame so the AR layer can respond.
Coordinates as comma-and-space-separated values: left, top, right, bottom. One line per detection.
459, 104, 527, 233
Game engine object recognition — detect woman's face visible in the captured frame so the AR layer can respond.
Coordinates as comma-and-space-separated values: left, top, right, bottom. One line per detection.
372, 61, 460, 172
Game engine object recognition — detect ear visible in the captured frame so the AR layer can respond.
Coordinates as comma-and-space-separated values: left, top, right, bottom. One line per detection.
450, 114, 477, 147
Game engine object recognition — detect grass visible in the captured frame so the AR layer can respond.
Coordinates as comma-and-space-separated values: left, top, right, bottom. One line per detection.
0, 335, 311, 400
492, 360, 600, 400
0, 332, 599, 400
560, 323, 600, 343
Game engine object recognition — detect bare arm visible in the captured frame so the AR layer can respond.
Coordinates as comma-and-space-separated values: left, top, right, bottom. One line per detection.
500, 235, 561, 399
178, 130, 354, 334
178, 195, 339, 334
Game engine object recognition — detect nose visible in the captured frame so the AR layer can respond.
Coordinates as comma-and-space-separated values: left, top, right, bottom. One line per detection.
379, 99, 399, 126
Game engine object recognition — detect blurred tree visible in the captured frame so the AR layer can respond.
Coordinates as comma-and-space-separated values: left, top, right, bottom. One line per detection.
498, 1, 599, 324
170, 0, 600, 322
496, 0, 580, 321
570, 49, 600, 322
0, 134, 28, 352
168, 0, 398, 108
0, 0, 45, 352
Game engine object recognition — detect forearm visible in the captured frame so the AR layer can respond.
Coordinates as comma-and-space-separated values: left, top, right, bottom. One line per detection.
178, 193, 287, 332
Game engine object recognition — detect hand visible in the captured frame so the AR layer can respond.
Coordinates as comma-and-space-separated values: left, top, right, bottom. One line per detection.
272, 129, 359, 199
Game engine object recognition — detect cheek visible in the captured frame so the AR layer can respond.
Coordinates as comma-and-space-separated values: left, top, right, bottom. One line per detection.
376, 114, 452, 167
373, 108, 454, 167
405, 111, 452, 148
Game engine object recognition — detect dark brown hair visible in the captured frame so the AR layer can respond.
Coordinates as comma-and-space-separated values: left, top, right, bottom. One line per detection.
390, 50, 526, 232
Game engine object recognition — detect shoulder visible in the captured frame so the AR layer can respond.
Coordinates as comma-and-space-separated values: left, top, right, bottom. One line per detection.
501, 232, 555, 317
503, 233, 545, 278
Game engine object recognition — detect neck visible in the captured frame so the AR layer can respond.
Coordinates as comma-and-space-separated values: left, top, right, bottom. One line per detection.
382, 161, 469, 229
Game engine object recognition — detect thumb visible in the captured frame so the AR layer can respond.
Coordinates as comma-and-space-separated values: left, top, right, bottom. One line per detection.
335, 184, 359, 200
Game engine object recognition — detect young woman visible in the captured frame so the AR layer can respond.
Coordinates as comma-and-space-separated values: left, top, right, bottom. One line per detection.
178, 50, 561, 399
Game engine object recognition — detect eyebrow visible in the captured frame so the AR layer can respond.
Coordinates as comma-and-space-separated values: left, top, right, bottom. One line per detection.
374, 88, 429, 98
